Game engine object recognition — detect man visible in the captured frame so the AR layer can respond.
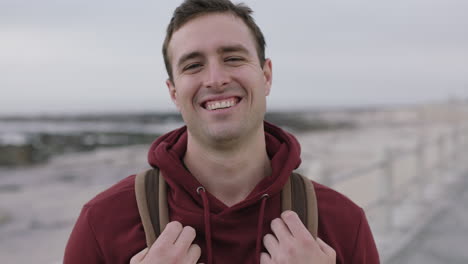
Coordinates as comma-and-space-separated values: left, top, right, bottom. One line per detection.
64, 0, 380, 263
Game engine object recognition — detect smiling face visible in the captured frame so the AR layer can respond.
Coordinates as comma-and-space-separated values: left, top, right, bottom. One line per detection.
166, 13, 272, 146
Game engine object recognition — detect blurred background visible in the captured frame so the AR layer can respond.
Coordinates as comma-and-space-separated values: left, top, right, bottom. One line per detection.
1, 0, 468, 263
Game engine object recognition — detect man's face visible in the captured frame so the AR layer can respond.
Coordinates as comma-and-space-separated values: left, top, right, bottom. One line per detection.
166, 13, 272, 145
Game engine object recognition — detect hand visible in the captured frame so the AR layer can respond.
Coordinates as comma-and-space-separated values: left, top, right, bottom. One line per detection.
261, 211, 336, 264
130, 221, 202, 264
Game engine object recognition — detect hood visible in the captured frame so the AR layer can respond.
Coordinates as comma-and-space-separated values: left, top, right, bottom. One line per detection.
147, 121, 301, 264
147, 121, 301, 210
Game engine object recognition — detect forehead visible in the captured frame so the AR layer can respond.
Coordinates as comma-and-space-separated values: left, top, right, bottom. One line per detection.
167, 13, 258, 61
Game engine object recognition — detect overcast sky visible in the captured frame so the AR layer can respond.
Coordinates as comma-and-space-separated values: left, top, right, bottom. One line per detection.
1, 0, 467, 115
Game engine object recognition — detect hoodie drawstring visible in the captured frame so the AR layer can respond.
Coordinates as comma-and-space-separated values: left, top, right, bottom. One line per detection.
197, 187, 269, 264
197, 186, 213, 264
255, 193, 269, 264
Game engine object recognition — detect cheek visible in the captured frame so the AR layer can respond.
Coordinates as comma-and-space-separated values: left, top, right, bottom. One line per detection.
233, 67, 265, 87
175, 82, 200, 108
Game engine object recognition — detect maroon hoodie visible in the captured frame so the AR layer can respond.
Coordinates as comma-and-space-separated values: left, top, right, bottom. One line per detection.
64, 122, 380, 264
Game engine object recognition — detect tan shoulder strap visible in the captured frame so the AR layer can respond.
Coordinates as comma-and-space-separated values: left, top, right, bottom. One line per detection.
137, 169, 317, 247
281, 173, 318, 238
281, 174, 293, 212
134, 168, 169, 248
300, 173, 319, 238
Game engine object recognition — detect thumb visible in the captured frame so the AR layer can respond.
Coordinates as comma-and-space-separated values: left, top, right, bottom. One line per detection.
130, 248, 148, 264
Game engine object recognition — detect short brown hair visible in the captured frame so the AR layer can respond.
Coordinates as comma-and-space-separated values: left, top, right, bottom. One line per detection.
162, 0, 266, 81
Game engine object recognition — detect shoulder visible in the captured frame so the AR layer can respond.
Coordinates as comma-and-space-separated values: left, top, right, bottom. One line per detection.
85, 174, 137, 208
311, 181, 379, 263
80, 174, 140, 230
312, 180, 364, 221
71, 174, 146, 262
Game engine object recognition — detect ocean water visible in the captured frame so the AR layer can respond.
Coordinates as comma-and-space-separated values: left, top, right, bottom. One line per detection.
0, 113, 184, 166
0, 111, 354, 166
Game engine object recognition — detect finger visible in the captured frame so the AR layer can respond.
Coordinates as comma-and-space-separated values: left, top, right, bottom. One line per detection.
154, 221, 183, 246
281, 211, 310, 239
260, 252, 273, 264
317, 237, 336, 258
129, 248, 148, 264
174, 226, 197, 251
187, 244, 202, 263
270, 218, 292, 243
262, 233, 279, 255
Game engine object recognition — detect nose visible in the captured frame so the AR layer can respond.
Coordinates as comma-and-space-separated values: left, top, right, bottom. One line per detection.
203, 61, 230, 91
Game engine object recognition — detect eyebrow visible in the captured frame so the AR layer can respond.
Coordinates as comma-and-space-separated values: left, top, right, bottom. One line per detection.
217, 44, 250, 55
176, 44, 250, 69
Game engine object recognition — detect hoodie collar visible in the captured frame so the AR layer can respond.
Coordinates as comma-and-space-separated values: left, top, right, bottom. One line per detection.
147, 121, 301, 211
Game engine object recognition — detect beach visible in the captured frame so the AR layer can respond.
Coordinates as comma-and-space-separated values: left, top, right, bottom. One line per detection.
1, 102, 467, 263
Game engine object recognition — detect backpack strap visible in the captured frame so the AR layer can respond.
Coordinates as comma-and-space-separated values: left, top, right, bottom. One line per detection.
136, 169, 319, 248
281, 173, 318, 238
135, 168, 169, 247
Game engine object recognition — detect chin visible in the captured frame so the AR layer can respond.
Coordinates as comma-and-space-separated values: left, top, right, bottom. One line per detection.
205, 125, 244, 143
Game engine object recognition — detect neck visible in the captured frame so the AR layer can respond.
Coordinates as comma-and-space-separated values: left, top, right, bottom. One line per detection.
184, 125, 272, 207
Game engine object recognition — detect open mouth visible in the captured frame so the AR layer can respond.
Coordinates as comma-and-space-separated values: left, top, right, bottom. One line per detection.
202, 97, 241, 111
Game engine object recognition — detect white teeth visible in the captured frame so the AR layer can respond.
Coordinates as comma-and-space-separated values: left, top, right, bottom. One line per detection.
206, 98, 237, 110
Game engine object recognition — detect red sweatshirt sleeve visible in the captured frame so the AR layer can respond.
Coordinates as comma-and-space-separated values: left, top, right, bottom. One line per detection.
64, 205, 104, 264
351, 209, 380, 263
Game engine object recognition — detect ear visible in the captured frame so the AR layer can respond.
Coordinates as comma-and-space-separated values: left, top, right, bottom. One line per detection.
166, 79, 180, 110
262, 58, 273, 96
